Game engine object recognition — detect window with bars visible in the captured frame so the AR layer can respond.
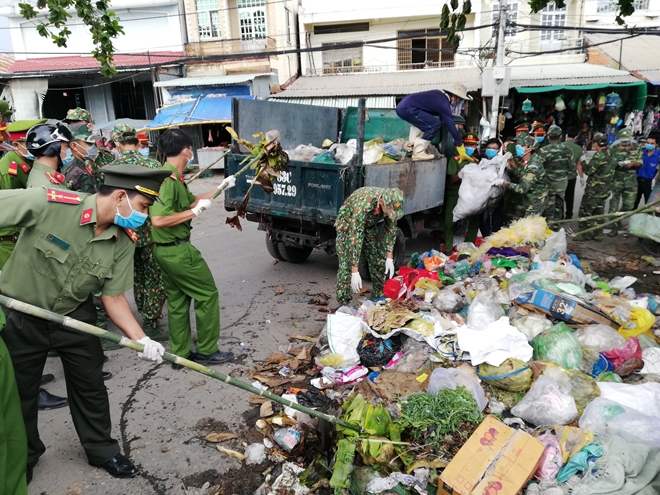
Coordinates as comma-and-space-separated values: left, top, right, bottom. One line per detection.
397, 30, 454, 70
540, 3, 566, 41
322, 44, 363, 74
492, 2, 519, 39
196, 0, 221, 39
238, 0, 267, 39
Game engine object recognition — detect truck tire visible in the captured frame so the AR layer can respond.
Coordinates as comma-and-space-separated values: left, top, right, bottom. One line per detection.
358, 228, 406, 281
280, 245, 313, 263
266, 233, 286, 261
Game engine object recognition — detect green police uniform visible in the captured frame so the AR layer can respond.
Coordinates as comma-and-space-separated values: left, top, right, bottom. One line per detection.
578, 146, 617, 240
26, 161, 68, 189
0, 187, 136, 465
150, 163, 219, 358
0, 307, 28, 495
444, 155, 480, 254
0, 151, 32, 267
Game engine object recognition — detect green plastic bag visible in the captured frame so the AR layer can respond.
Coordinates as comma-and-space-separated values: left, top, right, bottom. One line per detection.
532, 322, 583, 370
477, 358, 533, 392
566, 370, 600, 415
596, 371, 623, 383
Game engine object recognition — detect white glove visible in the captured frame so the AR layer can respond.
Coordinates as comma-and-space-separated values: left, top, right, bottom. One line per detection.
579, 177, 586, 187
385, 258, 395, 279
351, 271, 362, 293
137, 337, 164, 364
493, 178, 505, 186
191, 199, 212, 216
218, 176, 236, 190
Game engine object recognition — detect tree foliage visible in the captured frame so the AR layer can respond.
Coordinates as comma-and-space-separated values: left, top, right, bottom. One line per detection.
18, 0, 124, 76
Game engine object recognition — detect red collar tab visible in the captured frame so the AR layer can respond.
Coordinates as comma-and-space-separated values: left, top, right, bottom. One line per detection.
80, 208, 93, 225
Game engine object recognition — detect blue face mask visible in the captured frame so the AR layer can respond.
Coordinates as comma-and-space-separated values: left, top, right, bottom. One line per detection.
114, 196, 148, 229
646, 143, 656, 151
465, 146, 475, 156
515, 145, 526, 157
536, 137, 544, 143
62, 148, 73, 166
139, 148, 150, 157
186, 149, 194, 167
485, 149, 498, 159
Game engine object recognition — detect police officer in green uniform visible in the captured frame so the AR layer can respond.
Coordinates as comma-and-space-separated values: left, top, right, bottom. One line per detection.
150, 128, 235, 367
0, 164, 170, 483
25, 123, 73, 190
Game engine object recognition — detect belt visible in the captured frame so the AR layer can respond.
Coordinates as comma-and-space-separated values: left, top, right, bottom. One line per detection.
155, 237, 190, 247
0, 234, 19, 243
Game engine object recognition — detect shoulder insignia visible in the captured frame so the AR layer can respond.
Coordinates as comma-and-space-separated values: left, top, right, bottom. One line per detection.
8, 161, 17, 176
169, 173, 177, 180
453, 155, 460, 160
46, 188, 82, 204
80, 208, 93, 225
45, 172, 63, 184
123, 228, 138, 243
84, 165, 93, 176
19, 162, 29, 173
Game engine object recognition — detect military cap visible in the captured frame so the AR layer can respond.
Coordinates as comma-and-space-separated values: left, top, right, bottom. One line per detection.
7, 119, 47, 141
514, 123, 530, 133
102, 164, 171, 204
619, 128, 632, 139
516, 134, 537, 149
463, 132, 479, 145
72, 127, 97, 144
380, 188, 405, 220
65, 107, 92, 122
594, 134, 608, 147
592, 132, 605, 143
137, 133, 150, 143
547, 125, 562, 138
532, 126, 546, 136
111, 124, 138, 143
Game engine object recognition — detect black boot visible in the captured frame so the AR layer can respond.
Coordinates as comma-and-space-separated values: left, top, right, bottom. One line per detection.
91, 453, 139, 478
37, 389, 68, 410
193, 350, 234, 365
40, 373, 55, 385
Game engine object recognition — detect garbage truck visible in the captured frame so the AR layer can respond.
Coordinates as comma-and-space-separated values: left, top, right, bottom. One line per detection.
224, 98, 464, 277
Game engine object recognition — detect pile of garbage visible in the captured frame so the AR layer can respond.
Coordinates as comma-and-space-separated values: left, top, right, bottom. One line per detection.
212, 216, 660, 495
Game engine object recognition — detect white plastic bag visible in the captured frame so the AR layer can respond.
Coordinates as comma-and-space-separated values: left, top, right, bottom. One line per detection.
641, 347, 660, 374
511, 372, 578, 426
512, 315, 553, 341
427, 367, 487, 411
453, 154, 509, 222
539, 229, 567, 262
467, 294, 505, 330
325, 313, 368, 367
596, 382, 660, 419
579, 397, 660, 447
574, 324, 626, 352
608, 276, 637, 291
456, 317, 534, 367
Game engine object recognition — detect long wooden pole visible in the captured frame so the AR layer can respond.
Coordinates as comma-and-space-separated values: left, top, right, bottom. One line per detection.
550, 196, 660, 225
572, 197, 660, 237
0, 295, 362, 434
185, 150, 231, 184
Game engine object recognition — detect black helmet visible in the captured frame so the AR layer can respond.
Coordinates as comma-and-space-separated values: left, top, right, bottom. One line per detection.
26, 123, 72, 152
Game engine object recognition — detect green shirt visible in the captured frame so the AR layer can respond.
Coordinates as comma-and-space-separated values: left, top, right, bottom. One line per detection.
27, 162, 68, 189
0, 151, 33, 239
0, 188, 135, 314
149, 163, 196, 244
563, 140, 583, 180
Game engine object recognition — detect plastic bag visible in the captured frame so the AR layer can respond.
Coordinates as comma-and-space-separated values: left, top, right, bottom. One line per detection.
511, 372, 578, 426
641, 347, 660, 374
596, 371, 622, 382
618, 307, 655, 339
512, 315, 553, 341
554, 426, 594, 463
608, 276, 637, 291
457, 317, 534, 367
535, 433, 563, 480
579, 346, 600, 376
453, 154, 509, 222
597, 382, 660, 419
357, 338, 399, 367
433, 288, 466, 313
476, 358, 533, 392
574, 324, 625, 352
531, 322, 583, 370
602, 336, 642, 368
566, 370, 600, 415
539, 229, 567, 262
383, 276, 407, 300
244, 443, 266, 465
614, 357, 644, 376
579, 397, 660, 447
427, 367, 487, 411
467, 294, 505, 330
323, 313, 369, 367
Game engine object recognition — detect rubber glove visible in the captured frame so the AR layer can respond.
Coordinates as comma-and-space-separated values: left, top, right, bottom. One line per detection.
218, 176, 236, 190
385, 258, 395, 279
351, 272, 362, 293
493, 178, 505, 186
456, 144, 471, 162
579, 177, 586, 187
191, 199, 212, 216
137, 337, 164, 364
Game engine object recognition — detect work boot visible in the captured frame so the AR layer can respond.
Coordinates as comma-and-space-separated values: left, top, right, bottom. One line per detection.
412, 138, 434, 161
607, 228, 618, 237
37, 389, 68, 410
103, 371, 113, 381
40, 373, 55, 385
90, 453, 140, 479
143, 321, 169, 342
193, 350, 234, 365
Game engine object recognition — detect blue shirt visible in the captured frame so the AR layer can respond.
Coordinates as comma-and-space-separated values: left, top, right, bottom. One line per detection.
639, 148, 660, 179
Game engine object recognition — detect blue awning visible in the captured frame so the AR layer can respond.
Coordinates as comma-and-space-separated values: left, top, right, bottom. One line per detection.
147, 95, 258, 130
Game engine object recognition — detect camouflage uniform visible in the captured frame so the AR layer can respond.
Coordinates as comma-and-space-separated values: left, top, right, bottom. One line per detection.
505, 135, 548, 218
578, 143, 617, 240
335, 187, 404, 306
537, 126, 574, 220
63, 107, 92, 133
609, 129, 642, 234
110, 124, 166, 331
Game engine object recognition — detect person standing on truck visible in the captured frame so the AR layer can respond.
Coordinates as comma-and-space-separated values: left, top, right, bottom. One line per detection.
396, 84, 472, 161
335, 187, 404, 307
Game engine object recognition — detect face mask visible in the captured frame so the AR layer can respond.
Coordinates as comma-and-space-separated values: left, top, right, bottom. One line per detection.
83, 144, 98, 162
62, 148, 73, 166
139, 148, 150, 157
17, 144, 34, 161
645, 143, 656, 151
186, 149, 194, 167
621, 140, 631, 145
485, 149, 498, 159
515, 145, 526, 157
114, 196, 148, 229
465, 147, 475, 156
536, 137, 544, 143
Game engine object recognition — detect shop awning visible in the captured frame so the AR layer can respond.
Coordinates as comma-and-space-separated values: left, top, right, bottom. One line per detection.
509, 63, 644, 93
147, 95, 257, 130
634, 70, 660, 85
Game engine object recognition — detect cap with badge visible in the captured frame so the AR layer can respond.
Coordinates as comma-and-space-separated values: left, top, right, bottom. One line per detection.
593, 133, 608, 147
111, 124, 138, 143
380, 188, 405, 220
102, 163, 171, 204
532, 122, 546, 136
547, 125, 562, 138
514, 123, 530, 134
516, 134, 537, 149
463, 132, 479, 146
6, 119, 47, 141
619, 128, 632, 140
137, 133, 150, 144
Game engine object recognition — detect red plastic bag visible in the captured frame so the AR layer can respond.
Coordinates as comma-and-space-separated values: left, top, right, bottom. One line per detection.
383, 277, 407, 299
385, 268, 439, 300
603, 337, 642, 368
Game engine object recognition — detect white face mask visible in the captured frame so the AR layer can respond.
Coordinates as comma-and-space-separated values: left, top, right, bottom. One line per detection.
185, 149, 194, 167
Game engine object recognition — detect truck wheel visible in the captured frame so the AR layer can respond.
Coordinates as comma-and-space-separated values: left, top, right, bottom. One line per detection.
280, 245, 313, 263
266, 234, 285, 261
358, 228, 406, 282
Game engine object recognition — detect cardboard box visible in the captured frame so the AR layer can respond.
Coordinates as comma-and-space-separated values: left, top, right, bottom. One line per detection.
513, 286, 619, 329
439, 416, 544, 495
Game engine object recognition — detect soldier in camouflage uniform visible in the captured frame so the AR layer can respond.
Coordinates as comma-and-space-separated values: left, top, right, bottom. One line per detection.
575, 133, 617, 241
335, 187, 404, 307
497, 134, 548, 218
537, 125, 574, 220
63, 128, 103, 193
63, 107, 93, 132
110, 124, 167, 341
609, 128, 642, 236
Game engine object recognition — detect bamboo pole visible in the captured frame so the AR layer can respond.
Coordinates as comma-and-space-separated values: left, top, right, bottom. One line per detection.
0, 295, 362, 434
185, 150, 231, 184
572, 196, 660, 237
551, 197, 660, 225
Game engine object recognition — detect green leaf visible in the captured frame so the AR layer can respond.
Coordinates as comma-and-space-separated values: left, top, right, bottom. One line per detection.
451, 0, 458, 10
463, 0, 472, 14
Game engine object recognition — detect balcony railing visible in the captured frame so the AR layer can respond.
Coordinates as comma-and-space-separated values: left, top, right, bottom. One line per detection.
185, 37, 276, 57
307, 58, 474, 76
505, 37, 585, 57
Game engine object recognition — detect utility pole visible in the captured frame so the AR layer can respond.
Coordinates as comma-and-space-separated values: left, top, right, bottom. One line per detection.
490, 0, 507, 137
